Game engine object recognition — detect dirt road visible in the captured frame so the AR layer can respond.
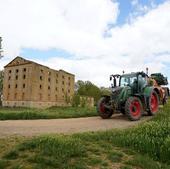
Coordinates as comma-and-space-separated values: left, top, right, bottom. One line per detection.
0, 114, 151, 137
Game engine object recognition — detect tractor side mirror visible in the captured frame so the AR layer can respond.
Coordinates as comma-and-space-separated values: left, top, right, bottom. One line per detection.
110, 76, 112, 81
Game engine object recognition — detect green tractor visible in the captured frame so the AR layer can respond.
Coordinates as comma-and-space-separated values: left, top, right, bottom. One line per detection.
97, 72, 160, 121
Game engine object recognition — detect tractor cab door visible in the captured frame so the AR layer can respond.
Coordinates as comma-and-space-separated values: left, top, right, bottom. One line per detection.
138, 74, 148, 93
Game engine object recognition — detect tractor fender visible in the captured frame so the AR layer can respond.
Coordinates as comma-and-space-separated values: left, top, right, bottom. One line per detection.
144, 87, 161, 98
144, 87, 161, 105
143, 87, 154, 97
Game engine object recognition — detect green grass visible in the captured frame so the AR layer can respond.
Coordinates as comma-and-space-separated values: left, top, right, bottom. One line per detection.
0, 106, 97, 120
0, 100, 170, 168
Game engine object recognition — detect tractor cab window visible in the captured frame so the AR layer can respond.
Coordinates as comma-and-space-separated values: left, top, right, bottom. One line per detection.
120, 76, 137, 87
138, 74, 147, 90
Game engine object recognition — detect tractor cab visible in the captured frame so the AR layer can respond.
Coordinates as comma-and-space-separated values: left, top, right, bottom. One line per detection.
110, 72, 148, 94
119, 72, 148, 93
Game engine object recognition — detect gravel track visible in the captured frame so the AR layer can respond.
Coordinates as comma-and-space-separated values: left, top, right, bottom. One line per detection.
0, 114, 151, 137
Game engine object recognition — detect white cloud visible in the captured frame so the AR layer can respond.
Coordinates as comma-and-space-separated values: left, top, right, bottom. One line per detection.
0, 0, 170, 87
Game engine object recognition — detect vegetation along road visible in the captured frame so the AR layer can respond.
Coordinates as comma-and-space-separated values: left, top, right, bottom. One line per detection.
0, 114, 151, 137
0, 102, 169, 169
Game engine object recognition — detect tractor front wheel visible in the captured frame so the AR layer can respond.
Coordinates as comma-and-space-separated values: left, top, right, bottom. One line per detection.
97, 97, 113, 119
125, 97, 142, 121
147, 91, 159, 115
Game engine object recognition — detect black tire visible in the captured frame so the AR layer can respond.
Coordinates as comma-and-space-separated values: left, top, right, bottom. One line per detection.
147, 91, 159, 116
97, 97, 113, 119
125, 97, 142, 121
120, 108, 125, 115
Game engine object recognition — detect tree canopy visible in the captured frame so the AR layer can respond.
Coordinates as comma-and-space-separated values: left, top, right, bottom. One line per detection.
76, 80, 111, 104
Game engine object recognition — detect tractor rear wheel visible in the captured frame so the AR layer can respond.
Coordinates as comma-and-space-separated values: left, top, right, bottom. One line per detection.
147, 91, 159, 115
97, 97, 113, 119
125, 97, 142, 121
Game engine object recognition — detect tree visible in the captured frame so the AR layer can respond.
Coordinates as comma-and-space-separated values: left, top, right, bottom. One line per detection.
0, 71, 3, 105
100, 87, 111, 96
76, 80, 101, 104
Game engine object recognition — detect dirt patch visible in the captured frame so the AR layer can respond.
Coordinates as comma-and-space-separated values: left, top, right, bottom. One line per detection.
0, 114, 151, 137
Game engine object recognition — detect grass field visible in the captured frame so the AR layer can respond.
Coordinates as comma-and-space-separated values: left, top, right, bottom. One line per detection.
0, 101, 170, 169
0, 106, 97, 120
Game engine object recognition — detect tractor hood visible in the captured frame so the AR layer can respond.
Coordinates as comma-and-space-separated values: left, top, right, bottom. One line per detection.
111, 86, 131, 101
111, 86, 123, 100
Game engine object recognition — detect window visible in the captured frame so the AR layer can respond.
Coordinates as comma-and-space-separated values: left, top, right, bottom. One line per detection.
68, 77, 71, 80
16, 69, 19, 73
68, 82, 71, 86
56, 73, 58, 77
40, 69, 43, 73
62, 81, 64, 85
55, 87, 57, 91
48, 86, 50, 90
48, 78, 51, 82
40, 76, 42, 80
23, 68, 26, 72
15, 84, 18, 88
23, 75, 26, 79
8, 84, 10, 89
23, 84, 25, 88
68, 89, 70, 93
48, 71, 51, 75
9, 70, 11, 73
8, 76, 11, 80
40, 85, 42, 89
62, 75, 65, 79
56, 79, 58, 83
16, 75, 18, 80
62, 88, 64, 92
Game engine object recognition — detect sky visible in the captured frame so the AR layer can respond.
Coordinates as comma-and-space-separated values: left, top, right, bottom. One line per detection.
0, 0, 170, 87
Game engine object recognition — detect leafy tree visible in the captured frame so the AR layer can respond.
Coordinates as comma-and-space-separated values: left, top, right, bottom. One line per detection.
100, 87, 111, 96
76, 80, 101, 104
0, 70, 3, 105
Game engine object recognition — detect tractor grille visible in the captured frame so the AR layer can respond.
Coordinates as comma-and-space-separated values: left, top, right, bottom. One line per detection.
111, 87, 123, 100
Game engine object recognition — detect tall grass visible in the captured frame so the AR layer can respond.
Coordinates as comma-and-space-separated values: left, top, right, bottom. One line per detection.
0, 106, 97, 120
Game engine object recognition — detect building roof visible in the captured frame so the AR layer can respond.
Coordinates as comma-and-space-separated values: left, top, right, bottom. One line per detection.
4, 56, 75, 76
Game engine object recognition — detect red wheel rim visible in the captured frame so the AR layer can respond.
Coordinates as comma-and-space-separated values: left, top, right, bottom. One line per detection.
130, 100, 141, 117
100, 102, 105, 113
151, 93, 158, 113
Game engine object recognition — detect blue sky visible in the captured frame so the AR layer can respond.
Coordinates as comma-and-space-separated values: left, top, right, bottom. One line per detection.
0, 0, 170, 86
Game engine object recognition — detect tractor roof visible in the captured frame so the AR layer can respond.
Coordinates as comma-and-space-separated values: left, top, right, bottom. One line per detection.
121, 71, 146, 77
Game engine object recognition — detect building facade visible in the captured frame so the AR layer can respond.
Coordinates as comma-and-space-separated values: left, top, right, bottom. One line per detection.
2, 57, 75, 108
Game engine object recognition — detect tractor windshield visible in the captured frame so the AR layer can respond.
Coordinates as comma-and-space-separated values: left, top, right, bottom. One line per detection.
120, 75, 137, 87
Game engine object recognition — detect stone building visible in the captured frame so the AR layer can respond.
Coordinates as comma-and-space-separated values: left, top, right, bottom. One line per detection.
2, 56, 75, 108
